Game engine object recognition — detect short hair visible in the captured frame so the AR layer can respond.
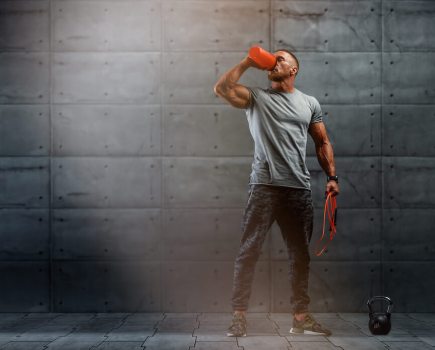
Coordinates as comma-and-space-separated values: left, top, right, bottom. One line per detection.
274, 48, 299, 75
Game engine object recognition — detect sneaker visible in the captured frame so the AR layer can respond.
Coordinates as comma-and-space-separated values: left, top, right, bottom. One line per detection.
289, 313, 332, 336
226, 313, 247, 337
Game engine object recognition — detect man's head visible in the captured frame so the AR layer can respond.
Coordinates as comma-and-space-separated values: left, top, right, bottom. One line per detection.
268, 49, 299, 82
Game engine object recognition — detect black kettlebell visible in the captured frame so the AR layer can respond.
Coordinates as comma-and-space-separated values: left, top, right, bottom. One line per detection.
367, 296, 393, 335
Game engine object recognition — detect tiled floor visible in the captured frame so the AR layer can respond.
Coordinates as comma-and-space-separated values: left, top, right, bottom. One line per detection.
0, 313, 434, 349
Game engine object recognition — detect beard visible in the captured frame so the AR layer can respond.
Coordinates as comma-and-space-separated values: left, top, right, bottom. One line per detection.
268, 71, 287, 82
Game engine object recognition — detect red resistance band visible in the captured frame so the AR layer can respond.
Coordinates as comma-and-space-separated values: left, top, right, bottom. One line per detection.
314, 191, 337, 257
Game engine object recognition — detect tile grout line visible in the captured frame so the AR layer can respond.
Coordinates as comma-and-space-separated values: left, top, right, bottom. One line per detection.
49, 0, 54, 315
159, 0, 165, 315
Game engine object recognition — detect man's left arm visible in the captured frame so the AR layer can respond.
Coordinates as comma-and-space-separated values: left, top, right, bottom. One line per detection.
308, 121, 340, 197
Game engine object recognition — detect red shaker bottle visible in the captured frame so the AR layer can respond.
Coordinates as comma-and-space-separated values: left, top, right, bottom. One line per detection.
248, 46, 277, 71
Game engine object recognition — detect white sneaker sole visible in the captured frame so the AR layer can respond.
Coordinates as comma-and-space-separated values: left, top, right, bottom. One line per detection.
289, 328, 328, 336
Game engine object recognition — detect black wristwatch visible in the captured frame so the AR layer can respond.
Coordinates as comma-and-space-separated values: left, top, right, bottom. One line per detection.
327, 175, 339, 183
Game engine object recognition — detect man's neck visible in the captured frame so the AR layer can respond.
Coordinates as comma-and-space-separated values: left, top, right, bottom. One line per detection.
270, 80, 295, 93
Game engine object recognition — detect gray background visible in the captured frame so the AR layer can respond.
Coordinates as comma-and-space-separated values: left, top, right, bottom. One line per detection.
0, 0, 434, 313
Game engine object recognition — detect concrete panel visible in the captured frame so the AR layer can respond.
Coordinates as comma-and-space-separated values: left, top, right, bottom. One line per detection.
0, 209, 49, 260
328, 335, 387, 350
156, 317, 198, 332
1, 341, 50, 349
0, 1, 49, 52
383, 53, 435, 104
383, 262, 435, 312
43, 314, 95, 325
271, 209, 381, 261
45, 337, 101, 349
0, 262, 49, 312
52, 157, 161, 208
271, 261, 382, 312
0, 157, 49, 209
163, 156, 380, 209
162, 208, 270, 260
54, 261, 161, 312
289, 342, 341, 350
307, 156, 381, 208
16, 324, 85, 342
163, 105, 253, 157
0, 105, 50, 156
382, 105, 435, 157
194, 327, 240, 342
193, 343, 240, 350
162, 261, 270, 312
163, 313, 199, 320
0, 53, 49, 104
383, 209, 435, 261
105, 324, 154, 341
389, 317, 435, 336
52, 209, 160, 260
52, 105, 160, 156
53, 209, 160, 260
143, 334, 195, 350
384, 0, 435, 51
53, 1, 160, 51
383, 157, 435, 208
273, 0, 381, 52
163, 1, 269, 51
70, 318, 122, 332
95, 342, 144, 350
163, 157, 251, 208
124, 313, 163, 324
52, 53, 160, 103
164, 52, 268, 104
295, 53, 381, 105
384, 342, 434, 350
238, 335, 289, 349
0, 317, 48, 334
306, 105, 381, 157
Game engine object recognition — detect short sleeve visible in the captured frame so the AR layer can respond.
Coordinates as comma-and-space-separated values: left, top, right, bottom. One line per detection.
310, 96, 323, 124
244, 86, 262, 110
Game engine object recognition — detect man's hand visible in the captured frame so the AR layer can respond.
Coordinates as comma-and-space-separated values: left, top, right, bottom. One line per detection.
325, 180, 339, 198
242, 55, 266, 70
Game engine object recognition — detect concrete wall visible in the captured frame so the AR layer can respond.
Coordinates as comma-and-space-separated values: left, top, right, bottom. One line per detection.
0, 0, 434, 313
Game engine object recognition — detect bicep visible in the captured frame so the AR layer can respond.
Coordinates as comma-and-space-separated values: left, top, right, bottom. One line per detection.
308, 121, 330, 146
217, 83, 251, 109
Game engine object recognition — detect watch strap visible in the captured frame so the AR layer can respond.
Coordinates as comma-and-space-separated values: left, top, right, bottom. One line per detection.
327, 175, 339, 183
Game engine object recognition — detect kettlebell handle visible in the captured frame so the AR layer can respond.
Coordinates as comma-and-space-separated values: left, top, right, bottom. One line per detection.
367, 296, 393, 315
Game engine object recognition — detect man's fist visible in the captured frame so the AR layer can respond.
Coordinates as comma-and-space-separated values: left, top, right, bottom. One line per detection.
325, 180, 340, 198
242, 56, 266, 70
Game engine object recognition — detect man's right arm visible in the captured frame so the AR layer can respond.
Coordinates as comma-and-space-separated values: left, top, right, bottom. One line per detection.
213, 57, 259, 109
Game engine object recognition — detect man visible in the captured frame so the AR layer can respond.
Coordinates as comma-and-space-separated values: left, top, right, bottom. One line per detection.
213, 49, 340, 337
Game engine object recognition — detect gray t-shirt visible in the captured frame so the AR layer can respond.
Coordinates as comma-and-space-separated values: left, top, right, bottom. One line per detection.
244, 86, 323, 190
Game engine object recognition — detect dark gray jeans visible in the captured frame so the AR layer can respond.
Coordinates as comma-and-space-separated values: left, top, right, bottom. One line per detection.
231, 184, 314, 314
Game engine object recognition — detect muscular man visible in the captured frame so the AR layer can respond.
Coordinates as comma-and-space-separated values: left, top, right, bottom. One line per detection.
213, 49, 339, 337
